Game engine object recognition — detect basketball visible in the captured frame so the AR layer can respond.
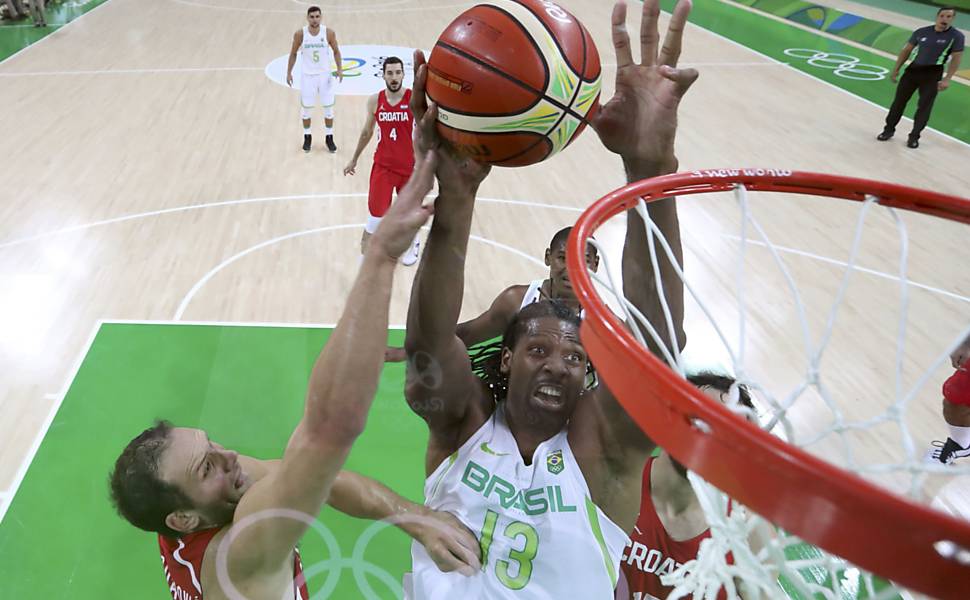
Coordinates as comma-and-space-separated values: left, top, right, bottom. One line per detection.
425, 0, 601, 167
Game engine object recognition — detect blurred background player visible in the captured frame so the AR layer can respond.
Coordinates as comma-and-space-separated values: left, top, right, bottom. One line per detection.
618, 373, 771, 600
384, 226, 599, 362
344, 56, 420, 264
926, 330, 970, 465
109, 148, 483, 599
876, 6, 963, 149
287, 5, 343, 153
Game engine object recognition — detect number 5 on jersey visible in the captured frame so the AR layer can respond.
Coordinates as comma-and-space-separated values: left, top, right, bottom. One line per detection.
479, 509, 540, 590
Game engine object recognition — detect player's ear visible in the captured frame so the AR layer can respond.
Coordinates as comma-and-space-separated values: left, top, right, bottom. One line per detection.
544, 248, 551, 267
166, 511, 200, 535
500, 347, 513, 375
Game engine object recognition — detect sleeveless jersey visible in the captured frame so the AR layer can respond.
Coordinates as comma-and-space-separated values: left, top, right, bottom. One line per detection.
374, 89, 415, 174
159, 528, 309, 600
300, 25, 332, 76
411, 405, 629, 599
519, 279, 544, 309
619, 458, 724, 600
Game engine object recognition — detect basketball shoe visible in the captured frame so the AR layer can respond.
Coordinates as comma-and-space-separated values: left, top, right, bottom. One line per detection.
925, 437, 970, 465
303, 134, 312, 153
325, 135, 337, 153
401, 238, 420, 266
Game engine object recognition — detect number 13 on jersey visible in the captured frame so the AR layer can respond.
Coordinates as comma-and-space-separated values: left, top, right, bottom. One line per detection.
479, 509, 540, 591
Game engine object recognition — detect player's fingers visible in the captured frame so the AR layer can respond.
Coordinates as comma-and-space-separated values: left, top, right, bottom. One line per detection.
659, 0, 690, 67
411, 65, 429, 120
640, 0, 661, 66
431, 544, 474, 575
661, 65, 698, 97
449, 536, 482, 572
611, 1, 634, 70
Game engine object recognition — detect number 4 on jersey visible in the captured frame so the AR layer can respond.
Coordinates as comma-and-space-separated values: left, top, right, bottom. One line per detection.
389, 128, 397, 141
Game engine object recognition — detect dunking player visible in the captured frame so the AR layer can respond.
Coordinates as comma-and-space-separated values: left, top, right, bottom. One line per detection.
109, 147, 482, 599
618, 374, 771, 599
344, 56, 420, 265
926, 329, 970, 465
405, 0, 699, 596
287, 6, 343, 153
384, 226, 599, 362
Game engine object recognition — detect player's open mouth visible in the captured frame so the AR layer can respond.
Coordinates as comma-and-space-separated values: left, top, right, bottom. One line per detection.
533, 384, 564, 407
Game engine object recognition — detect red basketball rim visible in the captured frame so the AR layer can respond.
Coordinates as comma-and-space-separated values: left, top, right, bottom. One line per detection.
566, 169, 970, 599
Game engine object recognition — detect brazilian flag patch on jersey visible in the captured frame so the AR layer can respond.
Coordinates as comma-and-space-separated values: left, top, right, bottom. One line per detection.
547, 450, 564, 475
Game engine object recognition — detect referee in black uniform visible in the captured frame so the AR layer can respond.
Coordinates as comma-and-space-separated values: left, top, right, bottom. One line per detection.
877, 6, 964, 148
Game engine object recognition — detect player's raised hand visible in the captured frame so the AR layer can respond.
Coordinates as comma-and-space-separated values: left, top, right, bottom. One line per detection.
592, 0, 698, 171
410, 50, 491, 194
371, 149, 437, 259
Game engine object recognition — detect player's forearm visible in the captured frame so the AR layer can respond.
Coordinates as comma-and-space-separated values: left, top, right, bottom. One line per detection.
622, 158, 686, 356
405, 190, 477, 353
287, 54, 297, 76
304, 250, 397, 439
945, 56, 961, 80
334, 51, 343, 78
893, 47, 910, 72
328, 471, 428, 534
351, 130, 374, 162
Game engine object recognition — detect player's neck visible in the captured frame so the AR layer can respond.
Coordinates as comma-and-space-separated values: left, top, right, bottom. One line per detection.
308, 24, 321, 34
505, 405, 560, 464
385, 87, 406, 105
653, 452, 697, 512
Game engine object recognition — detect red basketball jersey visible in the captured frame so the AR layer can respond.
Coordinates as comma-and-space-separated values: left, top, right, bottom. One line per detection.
619, 458, 726, 600
374, 89, 414, 174
159, 529, 309, 600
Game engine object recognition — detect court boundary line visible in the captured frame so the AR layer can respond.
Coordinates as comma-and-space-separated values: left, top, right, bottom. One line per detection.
0, 0, 114, 68
168, 0, 473, 14
678, 1, 970, 150
174, 225, 546, 319
0, 194, 582, 250
0, 319, 103, 525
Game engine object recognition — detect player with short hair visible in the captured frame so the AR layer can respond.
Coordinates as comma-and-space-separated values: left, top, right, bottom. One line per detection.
287, 6, 343, 153
876, 6, 963, 148
618, 373, 771, 600
404, 1, 699, 596
385, 226, 599, 362
344, 56, 420, 264
926, 330, 970, 465
109, 146, 483, 599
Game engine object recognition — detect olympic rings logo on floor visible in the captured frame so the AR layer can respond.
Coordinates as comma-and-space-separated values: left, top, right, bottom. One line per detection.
783, 48, 889, 81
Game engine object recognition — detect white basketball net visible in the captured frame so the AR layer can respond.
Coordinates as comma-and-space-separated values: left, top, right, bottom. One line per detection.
583, 182, 970, 600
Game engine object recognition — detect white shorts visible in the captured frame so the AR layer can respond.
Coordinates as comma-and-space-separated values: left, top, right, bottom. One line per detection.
300, 72, 335, 108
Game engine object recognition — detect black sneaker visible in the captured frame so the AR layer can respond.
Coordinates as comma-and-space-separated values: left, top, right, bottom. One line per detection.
906, 137, 919, 149
325, 135, 337, 153
303, 134, 311, 153
876, 130, 893, 141
925, 438, 970, 465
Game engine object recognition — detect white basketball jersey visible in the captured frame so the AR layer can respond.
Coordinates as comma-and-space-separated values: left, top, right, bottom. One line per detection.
519, 279, 544, 310
300, 25, 332, 76
410, 405, 629, 599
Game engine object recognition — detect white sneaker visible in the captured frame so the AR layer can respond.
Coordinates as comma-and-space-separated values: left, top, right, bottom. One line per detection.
924, 437, 970, 466
401, 239, 420, 266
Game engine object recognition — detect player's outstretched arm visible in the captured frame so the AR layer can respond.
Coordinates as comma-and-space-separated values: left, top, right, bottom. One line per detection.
455, 285, 526, 348
286, 30, 302, 87
327, 471, 481, 575
217, 150, 438, 582
572, 0, 697, 532
345, 93, 379, 175
403, 51, 492, 443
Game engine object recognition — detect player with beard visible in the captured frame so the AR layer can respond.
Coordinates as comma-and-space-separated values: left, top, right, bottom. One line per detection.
383, 226, 600, 362
109, 143, 482, 599
345, 56, 420, 265
403, 1, 699, 596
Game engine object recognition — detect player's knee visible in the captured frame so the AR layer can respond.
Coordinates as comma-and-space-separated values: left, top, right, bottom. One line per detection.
365, 215, 382, 234
301, 106, 311, 120
324, 105, 334, 120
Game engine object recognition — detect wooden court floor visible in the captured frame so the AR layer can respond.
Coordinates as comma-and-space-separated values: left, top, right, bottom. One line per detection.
1, 0, 968, 582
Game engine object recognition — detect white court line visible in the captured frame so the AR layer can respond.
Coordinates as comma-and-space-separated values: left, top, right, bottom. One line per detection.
0, 0, 114, 68
169, 0, 472, 14
173, 224, 545, 319
106, 318, 341, 329
0, 66, 263, 77
725, 235, 970, 304
0, 194, 580, 250
602, 61, 785, 69
684, 3, 970, 151
0, 320, 103, 526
